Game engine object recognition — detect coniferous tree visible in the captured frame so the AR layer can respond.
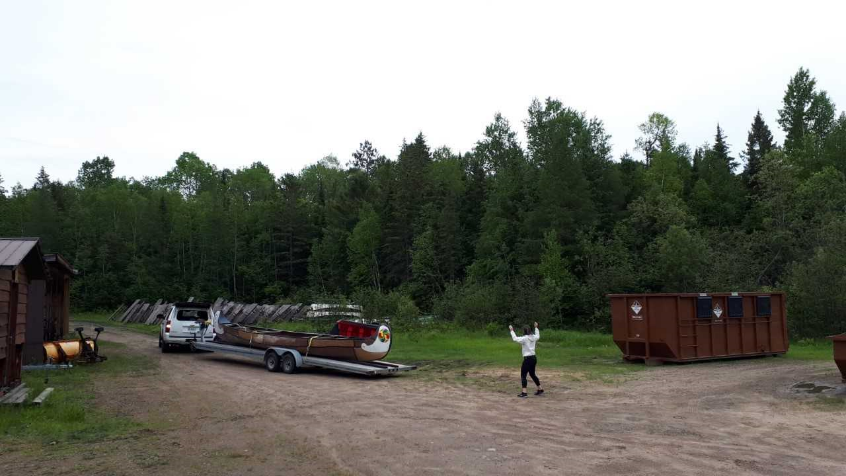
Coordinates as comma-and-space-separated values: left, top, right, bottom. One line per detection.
522, 99, 596, 267
712, 124, 736, 171
349, 140, 380, 176
823, 113, 846, 175
469, 114, 526, 282
35, 166, 51, 190
3, 77, 846, 337
743, 111, 775, 190
460, 152, 487, 263
690, 126, 744, 227
382, 134, 432, 286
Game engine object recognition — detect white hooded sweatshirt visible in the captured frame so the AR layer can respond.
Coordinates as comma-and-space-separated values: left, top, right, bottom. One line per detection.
510, 327, 540, 357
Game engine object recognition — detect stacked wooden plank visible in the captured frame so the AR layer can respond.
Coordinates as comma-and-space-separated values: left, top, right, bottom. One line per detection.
213, 300, 311, 324
0, 383, 29, 405
0, 384, 54, 406
111, 299, 362, 326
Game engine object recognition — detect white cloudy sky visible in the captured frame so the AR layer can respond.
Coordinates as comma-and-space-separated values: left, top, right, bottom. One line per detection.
2, 0, 845, 187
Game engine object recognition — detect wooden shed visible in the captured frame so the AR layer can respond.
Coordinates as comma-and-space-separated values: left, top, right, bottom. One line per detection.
0, 238, 48, 389
22, 253, 75, 365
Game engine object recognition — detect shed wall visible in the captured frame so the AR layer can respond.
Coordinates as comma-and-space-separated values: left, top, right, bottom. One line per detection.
1, 267, 30, 387
23, 280, 47, 364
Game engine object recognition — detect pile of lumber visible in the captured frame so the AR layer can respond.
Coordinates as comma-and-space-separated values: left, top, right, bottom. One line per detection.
0, 383, 54, 406
112, 298, 362, 326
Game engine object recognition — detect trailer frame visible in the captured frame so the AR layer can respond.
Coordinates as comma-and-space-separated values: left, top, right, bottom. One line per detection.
189, 340, 416, 376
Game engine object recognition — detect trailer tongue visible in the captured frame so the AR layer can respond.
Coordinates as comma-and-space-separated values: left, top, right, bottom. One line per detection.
189, 340, 416, 376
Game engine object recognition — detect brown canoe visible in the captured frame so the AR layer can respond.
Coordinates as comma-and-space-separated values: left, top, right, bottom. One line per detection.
212, 316, 392, 362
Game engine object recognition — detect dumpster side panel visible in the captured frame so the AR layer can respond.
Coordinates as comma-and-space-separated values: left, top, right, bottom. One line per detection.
694, 296, 714, 358
609, 292, 788, 363
741, 295, 756, 354
711, 295, 728, 357
647, 296, 678, 359
831, 334, 846, 381
610, 296, 630, 356
680, 296, 701, 360
770, 294, 788, 353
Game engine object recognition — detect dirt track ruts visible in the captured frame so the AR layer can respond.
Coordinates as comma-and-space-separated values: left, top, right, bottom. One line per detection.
8, 324, 846, 476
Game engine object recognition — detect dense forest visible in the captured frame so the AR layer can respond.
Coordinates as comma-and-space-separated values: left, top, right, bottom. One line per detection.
1, 68, 845, 337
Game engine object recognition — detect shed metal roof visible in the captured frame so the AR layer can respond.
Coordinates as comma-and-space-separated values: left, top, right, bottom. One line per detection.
0, 238, 40, 268
0, 238, 47, 279
44, 253, 76, 276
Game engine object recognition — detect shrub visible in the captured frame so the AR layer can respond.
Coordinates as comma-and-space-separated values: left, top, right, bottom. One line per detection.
453, 282, 510, 328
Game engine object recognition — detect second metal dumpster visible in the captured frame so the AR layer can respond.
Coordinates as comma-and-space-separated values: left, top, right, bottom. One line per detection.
609, 292, 788, 364
828, 333, 846, 382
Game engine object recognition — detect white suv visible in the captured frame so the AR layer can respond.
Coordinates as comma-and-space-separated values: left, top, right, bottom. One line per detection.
159, 302, 214, 352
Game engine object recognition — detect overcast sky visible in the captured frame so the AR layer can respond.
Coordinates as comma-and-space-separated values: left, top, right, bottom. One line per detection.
2, 0, 845, 188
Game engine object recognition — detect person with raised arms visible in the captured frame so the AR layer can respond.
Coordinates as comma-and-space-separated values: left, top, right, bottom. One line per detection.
509, 322, 544, 398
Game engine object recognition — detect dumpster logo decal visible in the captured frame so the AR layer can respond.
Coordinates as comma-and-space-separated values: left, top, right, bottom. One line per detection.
631, 301, 642, 315
713, 304, 723, 319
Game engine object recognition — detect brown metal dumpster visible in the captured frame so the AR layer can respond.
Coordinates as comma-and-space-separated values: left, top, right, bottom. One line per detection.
609, 292, 788, 364
828, 333, 846, 382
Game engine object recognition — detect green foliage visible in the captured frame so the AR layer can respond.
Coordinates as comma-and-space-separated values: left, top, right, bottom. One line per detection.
778, 68, 836, 154
743, 111, 775, 190
451, 281, 511, 328
8, 67, 846, 338
347, 203, 382, 291
652, 225, 709, 292
352, 288, 421, 332
635, 112, 678, 166
0, 340, 157, 444
388, 327, 639, 382
785, 219, 846, 338
77, 156, 116, 188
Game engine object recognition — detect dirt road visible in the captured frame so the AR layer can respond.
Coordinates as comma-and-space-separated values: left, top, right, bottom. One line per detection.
7, 325, 846, 475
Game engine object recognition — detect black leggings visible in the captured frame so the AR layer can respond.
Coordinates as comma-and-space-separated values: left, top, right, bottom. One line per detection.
521, 355, 541, 387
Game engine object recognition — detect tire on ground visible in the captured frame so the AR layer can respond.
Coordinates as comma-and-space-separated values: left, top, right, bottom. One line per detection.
281, 353, 297, 374
265, 350, 280, 372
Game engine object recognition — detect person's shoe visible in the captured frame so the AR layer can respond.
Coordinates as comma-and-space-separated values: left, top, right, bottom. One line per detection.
517, 392, 528, 398
535, 389, 545, 396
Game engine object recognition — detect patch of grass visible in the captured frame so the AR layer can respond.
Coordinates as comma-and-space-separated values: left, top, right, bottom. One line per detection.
786, 339, 833, 361
393, 328, 641, 382
0, 340, 158, 444
74, 311, 161, 337
262, 321, 638, 381
392, 328, 624, 365
808, 395, 846, 411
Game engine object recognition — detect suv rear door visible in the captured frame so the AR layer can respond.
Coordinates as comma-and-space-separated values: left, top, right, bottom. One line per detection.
169, 307, 210, 338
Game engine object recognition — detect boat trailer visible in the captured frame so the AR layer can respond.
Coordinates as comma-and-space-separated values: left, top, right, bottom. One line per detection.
189, 340, 416, 376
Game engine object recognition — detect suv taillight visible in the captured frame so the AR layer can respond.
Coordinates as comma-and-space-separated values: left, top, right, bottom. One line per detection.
165, 319, 171, 333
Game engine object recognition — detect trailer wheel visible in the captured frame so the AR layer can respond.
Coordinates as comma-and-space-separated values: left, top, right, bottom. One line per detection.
280, 353, 297, 374
264, 351, 280, 372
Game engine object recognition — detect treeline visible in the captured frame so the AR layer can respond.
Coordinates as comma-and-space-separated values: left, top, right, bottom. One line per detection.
1, 68, 845, 337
